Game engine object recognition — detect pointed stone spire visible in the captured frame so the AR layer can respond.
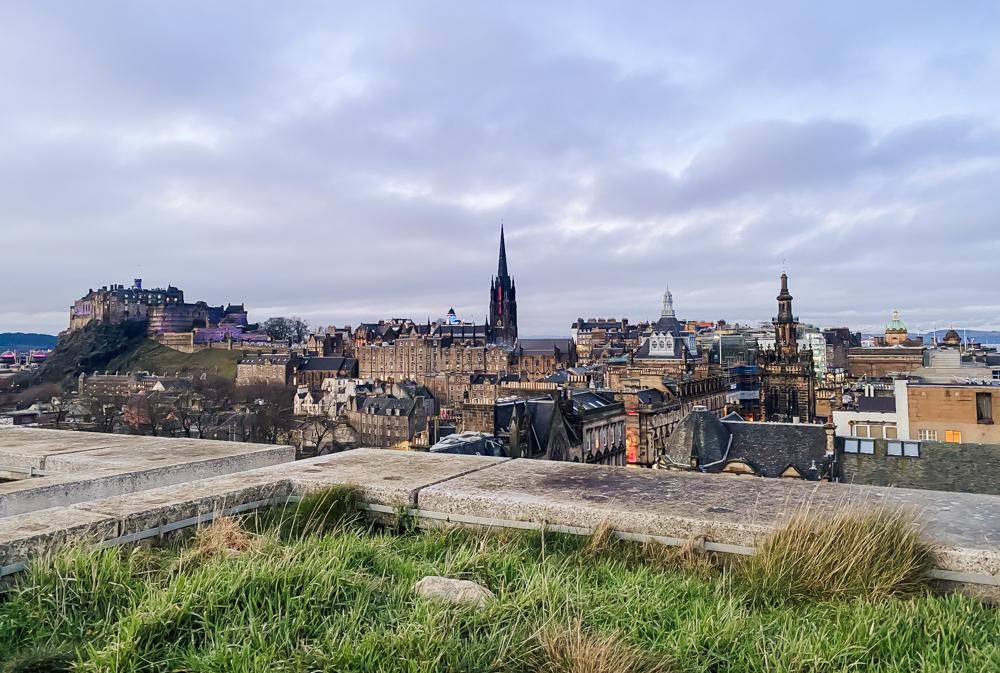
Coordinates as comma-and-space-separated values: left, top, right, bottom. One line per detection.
497, 223, 508, 278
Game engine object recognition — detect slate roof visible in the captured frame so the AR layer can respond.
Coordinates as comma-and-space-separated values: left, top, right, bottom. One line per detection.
661, 410, 730, 469
723, 421, 827, 478
570, 390, 616, 412
360, 397, 416, 416
653, 315, 682, 335
298, 357, 359, 376
660, 410, 831, 479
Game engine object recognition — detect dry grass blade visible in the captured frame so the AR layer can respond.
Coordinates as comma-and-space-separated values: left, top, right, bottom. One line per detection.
181, 516, 259, 565
738, 503, 936, 604
583, 521, 616, 558
535, 620, 672, 673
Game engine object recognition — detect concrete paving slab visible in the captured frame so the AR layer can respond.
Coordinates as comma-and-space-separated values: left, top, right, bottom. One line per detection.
0, 506, 117, 572
75, 472, 295, 535
418, 459, 1000, 576
0, 429, 295, 519
0, 428, 139, 469
44, 438, 293, 471
259, 448, 508, 507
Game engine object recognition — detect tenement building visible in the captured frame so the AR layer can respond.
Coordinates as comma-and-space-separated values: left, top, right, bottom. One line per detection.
758, 273, 815, 422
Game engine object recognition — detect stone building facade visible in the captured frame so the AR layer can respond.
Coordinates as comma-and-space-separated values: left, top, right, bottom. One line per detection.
346, 396, 428, 449
847, 347, 924, 379
235, 353, 299, 387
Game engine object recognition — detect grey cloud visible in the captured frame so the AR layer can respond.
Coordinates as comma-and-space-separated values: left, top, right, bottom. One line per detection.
1, 2, 999, 336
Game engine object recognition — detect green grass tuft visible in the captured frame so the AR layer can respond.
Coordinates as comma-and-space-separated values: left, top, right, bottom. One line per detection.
737, 504, 937, 604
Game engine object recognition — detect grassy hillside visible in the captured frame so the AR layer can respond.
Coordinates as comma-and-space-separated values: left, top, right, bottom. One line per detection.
19, 322, 243, 388
0, 493, 994, 672
107, 339, 243, 379
18, 321, 148, 387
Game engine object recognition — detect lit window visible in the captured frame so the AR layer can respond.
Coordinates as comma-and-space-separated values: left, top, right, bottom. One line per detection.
887, 441, 902, 456
903, 442, 920, 457
945, 430, 962, 443
917, 429, 937, 441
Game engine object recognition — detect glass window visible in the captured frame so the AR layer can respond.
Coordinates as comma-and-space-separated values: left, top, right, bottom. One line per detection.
844, 439, 859, 454
945, 430, 962, 443
917, 429, 938, 441
976, 392, 993, 424
860, 440, 875, 454
887, 441, 902, 456
855, 425, 869, 438
885, 426, 898, 439
870, 425, 884, 439
903, 442, 920, 457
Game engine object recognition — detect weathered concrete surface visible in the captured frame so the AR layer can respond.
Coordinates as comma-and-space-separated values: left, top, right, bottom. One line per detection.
0, 428, 295, 518
260, 448, 507, 507
0, 429, 139, 470
0, 506, 117, 570
75, 472, 295, 535
45, 438, 291, 472
418, 459, 1000, 577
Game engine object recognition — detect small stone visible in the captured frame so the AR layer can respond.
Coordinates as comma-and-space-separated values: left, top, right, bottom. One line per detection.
414, 575, 495, 608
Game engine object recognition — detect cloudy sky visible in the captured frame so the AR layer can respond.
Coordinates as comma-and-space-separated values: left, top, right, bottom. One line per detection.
2, 2, 998, 336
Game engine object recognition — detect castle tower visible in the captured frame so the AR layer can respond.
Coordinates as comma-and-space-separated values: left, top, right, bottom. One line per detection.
489, 225, 518, 346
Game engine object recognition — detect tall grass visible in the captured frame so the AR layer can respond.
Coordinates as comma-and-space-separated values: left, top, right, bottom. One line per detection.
737, 504, 936, 604
0, 501, 993, 672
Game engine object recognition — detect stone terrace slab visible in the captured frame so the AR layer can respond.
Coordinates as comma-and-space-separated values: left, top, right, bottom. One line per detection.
75, 472, 296, 535
0, 428, 139, 470
418, 459, 1000, 576
258, 448, 508, 507
0, 506, 117, 572
0, 428, 295, 519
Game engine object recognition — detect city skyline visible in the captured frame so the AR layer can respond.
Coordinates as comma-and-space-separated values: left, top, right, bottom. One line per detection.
2, 3, 999, 334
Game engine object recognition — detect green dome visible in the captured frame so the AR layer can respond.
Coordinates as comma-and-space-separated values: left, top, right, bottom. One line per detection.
885, 309, 907, 334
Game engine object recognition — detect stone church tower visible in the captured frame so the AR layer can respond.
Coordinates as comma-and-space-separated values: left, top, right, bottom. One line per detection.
489, 225, 518, 346
759, 273, 815, 422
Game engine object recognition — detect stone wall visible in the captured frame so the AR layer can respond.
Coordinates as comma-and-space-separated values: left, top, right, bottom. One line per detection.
838, 438, 1000, 495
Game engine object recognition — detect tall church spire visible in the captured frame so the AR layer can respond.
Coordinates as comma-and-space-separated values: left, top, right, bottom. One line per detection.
497, 223, 508, 278
489, 222, 517, 346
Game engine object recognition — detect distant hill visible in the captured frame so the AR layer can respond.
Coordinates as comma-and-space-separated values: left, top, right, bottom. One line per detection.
0, 332, 57, 351
920, 329, 1000, 345
17, 322, 242, 388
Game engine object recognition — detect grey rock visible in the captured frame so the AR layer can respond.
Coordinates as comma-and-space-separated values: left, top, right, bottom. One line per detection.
414, 575, 494, 608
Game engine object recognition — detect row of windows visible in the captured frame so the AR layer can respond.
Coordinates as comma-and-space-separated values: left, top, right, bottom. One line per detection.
844, 439, 920, 457
852, 424, 897, 439
916, 429, 962, 442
